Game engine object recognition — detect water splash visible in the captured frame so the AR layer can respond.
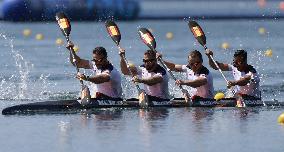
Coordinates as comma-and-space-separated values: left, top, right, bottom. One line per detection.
0, 33, 56, 101
121, 76, 138, 99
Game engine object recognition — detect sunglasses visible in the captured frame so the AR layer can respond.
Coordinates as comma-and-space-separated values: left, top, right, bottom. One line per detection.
92, 58, 105, 63
143, 58, 156, 63
233, 59, 244, 66
188, 61, 200, 67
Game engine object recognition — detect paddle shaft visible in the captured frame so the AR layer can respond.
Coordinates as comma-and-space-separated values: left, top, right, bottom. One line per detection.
117, 45, 142, 92
65, 36, 84, 86
203, 45, 229, 83
116, 44, 148, 107
189, 21, 231, 89
203, 45, 236, 96
152, 49, 185, 91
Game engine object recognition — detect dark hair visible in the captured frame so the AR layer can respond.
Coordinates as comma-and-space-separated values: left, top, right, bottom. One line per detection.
234, 49, 247, 62
189, 50, 203, 62
144, 50, 156, 58
93, 47, 107, 58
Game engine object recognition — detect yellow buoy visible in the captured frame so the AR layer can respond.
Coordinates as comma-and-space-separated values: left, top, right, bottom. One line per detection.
214, 92, 225, 101
221, 42, 230, 49
23, 29, 31, 37
35, 33, 44, 40
73, 45, 79, 52
258, 27, 266, 35
264, 49, 272, 57
55, 38, 64, 45
166, 32, 173, 40
277, 113, 284, 124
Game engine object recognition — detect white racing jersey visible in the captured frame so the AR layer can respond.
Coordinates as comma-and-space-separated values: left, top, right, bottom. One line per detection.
228, 64, 260, 98
137, 64, 169, 99
181, 65, 214, 98
89, 61, 122, 98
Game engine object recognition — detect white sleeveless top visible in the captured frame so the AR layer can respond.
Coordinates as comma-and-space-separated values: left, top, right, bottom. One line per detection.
181, 65, 214, 98
137, 64, 169, 99
228, 64, 260, 98
89, 61, 122, 98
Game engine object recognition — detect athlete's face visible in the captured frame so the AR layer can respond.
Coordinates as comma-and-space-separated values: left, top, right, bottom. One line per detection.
188, 56, 201, 72
233, 56, 246, 71
143, 54, 157, 71
92, 53, 108, 69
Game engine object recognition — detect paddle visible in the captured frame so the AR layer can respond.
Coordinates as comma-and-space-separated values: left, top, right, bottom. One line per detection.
55, 12, 91, 105
187, 21, 244, 106
105, 20, 149, 108
138, 28, 192, 104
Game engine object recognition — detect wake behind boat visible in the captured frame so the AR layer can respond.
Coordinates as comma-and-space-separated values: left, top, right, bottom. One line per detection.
2, 98, 284, 115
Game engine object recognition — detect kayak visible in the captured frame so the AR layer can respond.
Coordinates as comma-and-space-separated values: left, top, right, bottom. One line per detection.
2, 98, 283, 115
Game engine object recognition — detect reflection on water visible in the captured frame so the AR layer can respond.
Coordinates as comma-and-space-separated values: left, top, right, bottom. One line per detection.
233, 108, 261, 119
72, 107, 273, 135
191, 107, 215, 134
138, 108, 169, 132
91, 108, 124, 121
192, 107, 215, 122
232, 108, 262, 134
81, 108, 125, 130
27, 106, 284, 152
138, 108, 169, 121
57, 120, 72, 152
138, 108, 169, 151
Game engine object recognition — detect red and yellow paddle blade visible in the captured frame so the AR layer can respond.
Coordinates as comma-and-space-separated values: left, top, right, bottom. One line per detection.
138, 28, 156, 51
105, 20, 121, 45
55, 12, 71, 37
188, 21, 206, 46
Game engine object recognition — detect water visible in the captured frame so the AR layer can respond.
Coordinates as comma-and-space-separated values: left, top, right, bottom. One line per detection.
0, 20, 284, 152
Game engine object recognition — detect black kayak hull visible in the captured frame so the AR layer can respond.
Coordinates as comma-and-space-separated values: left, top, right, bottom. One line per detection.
2, 98, 283, 115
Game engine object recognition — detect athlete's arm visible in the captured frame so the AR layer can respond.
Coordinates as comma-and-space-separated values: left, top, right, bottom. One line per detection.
87, 74, 110, 84
66, 42, 91, 69
205, 49, 229, 71
77, 72, 110, 84
119, 48, 138, 75
162, 60, 183, 72
69, 52, 91, 69
156, 53, 183, 72
227, 75, 251, 87
133, 75, 163, 86
176, 77, 207, 88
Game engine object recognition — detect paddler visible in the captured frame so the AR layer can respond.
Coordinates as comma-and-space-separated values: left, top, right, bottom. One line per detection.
119, 48, 170, 101
205, 49, 260, 98
66, 42, 122, 99
157, 50, 214, 99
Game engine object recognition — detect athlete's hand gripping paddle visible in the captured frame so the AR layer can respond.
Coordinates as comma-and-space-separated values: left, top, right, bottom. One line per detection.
105, 20, 149, 108
55, 12, 91, 105
138, 28, 192, 104
187, 21, 243, 106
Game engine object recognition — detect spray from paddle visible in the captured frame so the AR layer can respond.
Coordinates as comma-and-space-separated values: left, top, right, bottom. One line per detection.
0, 33, 56, 100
